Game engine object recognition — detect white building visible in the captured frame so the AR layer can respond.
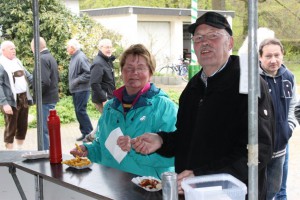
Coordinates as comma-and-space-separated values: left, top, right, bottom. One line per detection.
63, 0, 80, 15
81, 6, 234, 68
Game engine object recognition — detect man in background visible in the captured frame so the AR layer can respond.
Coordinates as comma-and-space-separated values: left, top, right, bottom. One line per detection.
0, 40, 33, 149
84, 39, 116, 142
259, 38, 298, 200
66, 39, 93, 141
31, 37, 59, 150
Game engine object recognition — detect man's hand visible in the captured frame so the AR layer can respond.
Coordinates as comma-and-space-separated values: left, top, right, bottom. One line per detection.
117, 136, 131, 152
70, 144, 88, 157
131, 133, 163, 154
177, 170, 195, 194
3, 104, 13, 115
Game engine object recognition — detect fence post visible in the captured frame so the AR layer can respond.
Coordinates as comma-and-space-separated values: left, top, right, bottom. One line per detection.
188, 65, 200, 80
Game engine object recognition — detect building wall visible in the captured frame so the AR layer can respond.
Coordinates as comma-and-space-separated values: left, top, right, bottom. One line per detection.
63, 0, 80, 15
92, 13, 190, 69
82, 8, 233, 69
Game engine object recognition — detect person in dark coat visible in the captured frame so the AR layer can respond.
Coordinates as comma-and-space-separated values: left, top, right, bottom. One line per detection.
131, 12, 275, 200
31, 37, 59, 150
83, 39, 116, 142
90, 39, 115, 113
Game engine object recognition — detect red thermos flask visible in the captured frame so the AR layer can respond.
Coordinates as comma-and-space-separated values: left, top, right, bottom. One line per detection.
48, 109, 62, 164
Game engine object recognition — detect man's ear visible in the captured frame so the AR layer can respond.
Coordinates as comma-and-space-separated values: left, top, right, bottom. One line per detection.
228, 36, 234, 51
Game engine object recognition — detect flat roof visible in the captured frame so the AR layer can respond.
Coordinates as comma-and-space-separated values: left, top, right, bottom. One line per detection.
81, 6, 235, 18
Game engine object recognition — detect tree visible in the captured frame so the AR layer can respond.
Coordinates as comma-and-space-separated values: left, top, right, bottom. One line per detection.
0, 0, 122, 96
212, 0, 225, 10
80, 0, 193, 9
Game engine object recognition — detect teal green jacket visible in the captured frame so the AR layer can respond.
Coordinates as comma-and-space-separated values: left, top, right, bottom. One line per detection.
84, 83, 178, 179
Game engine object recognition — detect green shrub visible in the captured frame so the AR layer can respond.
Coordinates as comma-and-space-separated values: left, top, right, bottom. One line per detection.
165, 90, 180, 105
0, 95, 102, 127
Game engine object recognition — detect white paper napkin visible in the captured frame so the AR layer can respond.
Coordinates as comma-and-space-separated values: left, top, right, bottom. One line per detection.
104, 127, 127, 163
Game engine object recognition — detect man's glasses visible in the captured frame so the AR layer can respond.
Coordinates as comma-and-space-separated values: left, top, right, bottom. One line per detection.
191, 32, 227, 43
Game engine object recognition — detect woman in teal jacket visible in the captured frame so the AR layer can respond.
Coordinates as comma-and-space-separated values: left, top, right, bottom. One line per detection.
71, 44, 178, 179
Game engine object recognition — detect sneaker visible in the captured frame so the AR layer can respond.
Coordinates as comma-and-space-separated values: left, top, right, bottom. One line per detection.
76, 135, 85, 141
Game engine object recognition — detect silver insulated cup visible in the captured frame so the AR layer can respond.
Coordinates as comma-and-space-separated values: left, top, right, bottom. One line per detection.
162, 172, 178, 200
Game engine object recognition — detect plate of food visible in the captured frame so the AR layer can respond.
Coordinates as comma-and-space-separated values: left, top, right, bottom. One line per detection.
61, 156, 93, 169
21, 150, 49, 160
131, 176, 162, 192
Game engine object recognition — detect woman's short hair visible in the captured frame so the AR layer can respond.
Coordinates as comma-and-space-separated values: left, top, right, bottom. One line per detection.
119, 44, 156, 75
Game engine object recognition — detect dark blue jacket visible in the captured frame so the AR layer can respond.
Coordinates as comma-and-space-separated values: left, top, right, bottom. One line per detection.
68, 50, 91, 94
33, 49, 59, 104
260, 64, 298, 156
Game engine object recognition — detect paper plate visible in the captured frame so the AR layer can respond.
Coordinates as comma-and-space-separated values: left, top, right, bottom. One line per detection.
21, 150, 49, 160
64, 163, 93, 169
131, 176, 162, 192
62, 157, 93, 169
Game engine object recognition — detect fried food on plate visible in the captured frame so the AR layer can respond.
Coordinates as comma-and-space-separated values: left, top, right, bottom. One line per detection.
75, 143, 83, 153
139, 178, 161, 189
61, 156, 91, 167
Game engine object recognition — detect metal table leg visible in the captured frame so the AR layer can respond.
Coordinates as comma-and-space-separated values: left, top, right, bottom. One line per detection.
8, 165, 27, 200
35, 175, 44, 200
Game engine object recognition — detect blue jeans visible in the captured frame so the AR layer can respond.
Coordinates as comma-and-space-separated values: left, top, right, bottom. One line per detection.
42, 103, 56, 150
72, 91, 93, 136
266, 154, 286, 200
275, 145, 289, 200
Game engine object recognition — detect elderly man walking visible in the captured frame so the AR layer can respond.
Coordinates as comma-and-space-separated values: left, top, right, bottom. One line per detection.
66, 39, 93, 141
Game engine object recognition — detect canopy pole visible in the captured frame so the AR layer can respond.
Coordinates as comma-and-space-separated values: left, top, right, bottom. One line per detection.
32, 0, 44, 150
248, 1, 259, 199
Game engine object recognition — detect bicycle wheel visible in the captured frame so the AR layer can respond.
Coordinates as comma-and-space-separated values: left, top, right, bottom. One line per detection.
159, 66, 176, 75
181, 66, 188, 82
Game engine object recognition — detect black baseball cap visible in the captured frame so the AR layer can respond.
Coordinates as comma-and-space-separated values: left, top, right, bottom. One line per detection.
188, 11, 232, 36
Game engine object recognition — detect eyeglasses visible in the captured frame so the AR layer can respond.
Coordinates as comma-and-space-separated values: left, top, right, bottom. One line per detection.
123, 67, 149, 74
191, 32, 227, 43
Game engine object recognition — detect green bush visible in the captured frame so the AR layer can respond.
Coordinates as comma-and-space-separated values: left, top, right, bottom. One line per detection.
165, 90, 180, 105
0, 0, 122, 97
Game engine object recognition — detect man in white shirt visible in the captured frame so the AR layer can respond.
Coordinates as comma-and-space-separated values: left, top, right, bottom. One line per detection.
0, 41, 33, 150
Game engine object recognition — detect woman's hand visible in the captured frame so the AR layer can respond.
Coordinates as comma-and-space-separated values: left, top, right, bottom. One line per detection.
70, 144, 88, 157
117, 136, 131, 152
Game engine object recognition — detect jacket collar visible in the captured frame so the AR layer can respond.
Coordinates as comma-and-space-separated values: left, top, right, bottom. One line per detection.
98, 51, 116, 62
111, 83, 160, 110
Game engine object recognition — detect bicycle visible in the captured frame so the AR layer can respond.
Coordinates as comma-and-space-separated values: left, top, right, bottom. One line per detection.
159, 58, 189, 82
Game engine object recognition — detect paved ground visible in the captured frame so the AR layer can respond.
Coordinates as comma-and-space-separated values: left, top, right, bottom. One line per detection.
0, 81, 299, 199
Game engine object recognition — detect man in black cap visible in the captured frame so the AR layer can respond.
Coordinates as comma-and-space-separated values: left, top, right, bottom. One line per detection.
131, 11, 274, 199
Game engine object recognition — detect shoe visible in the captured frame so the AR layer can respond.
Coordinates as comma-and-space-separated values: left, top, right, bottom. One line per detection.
83, 134, 94, 143
76, 135, 85, 141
